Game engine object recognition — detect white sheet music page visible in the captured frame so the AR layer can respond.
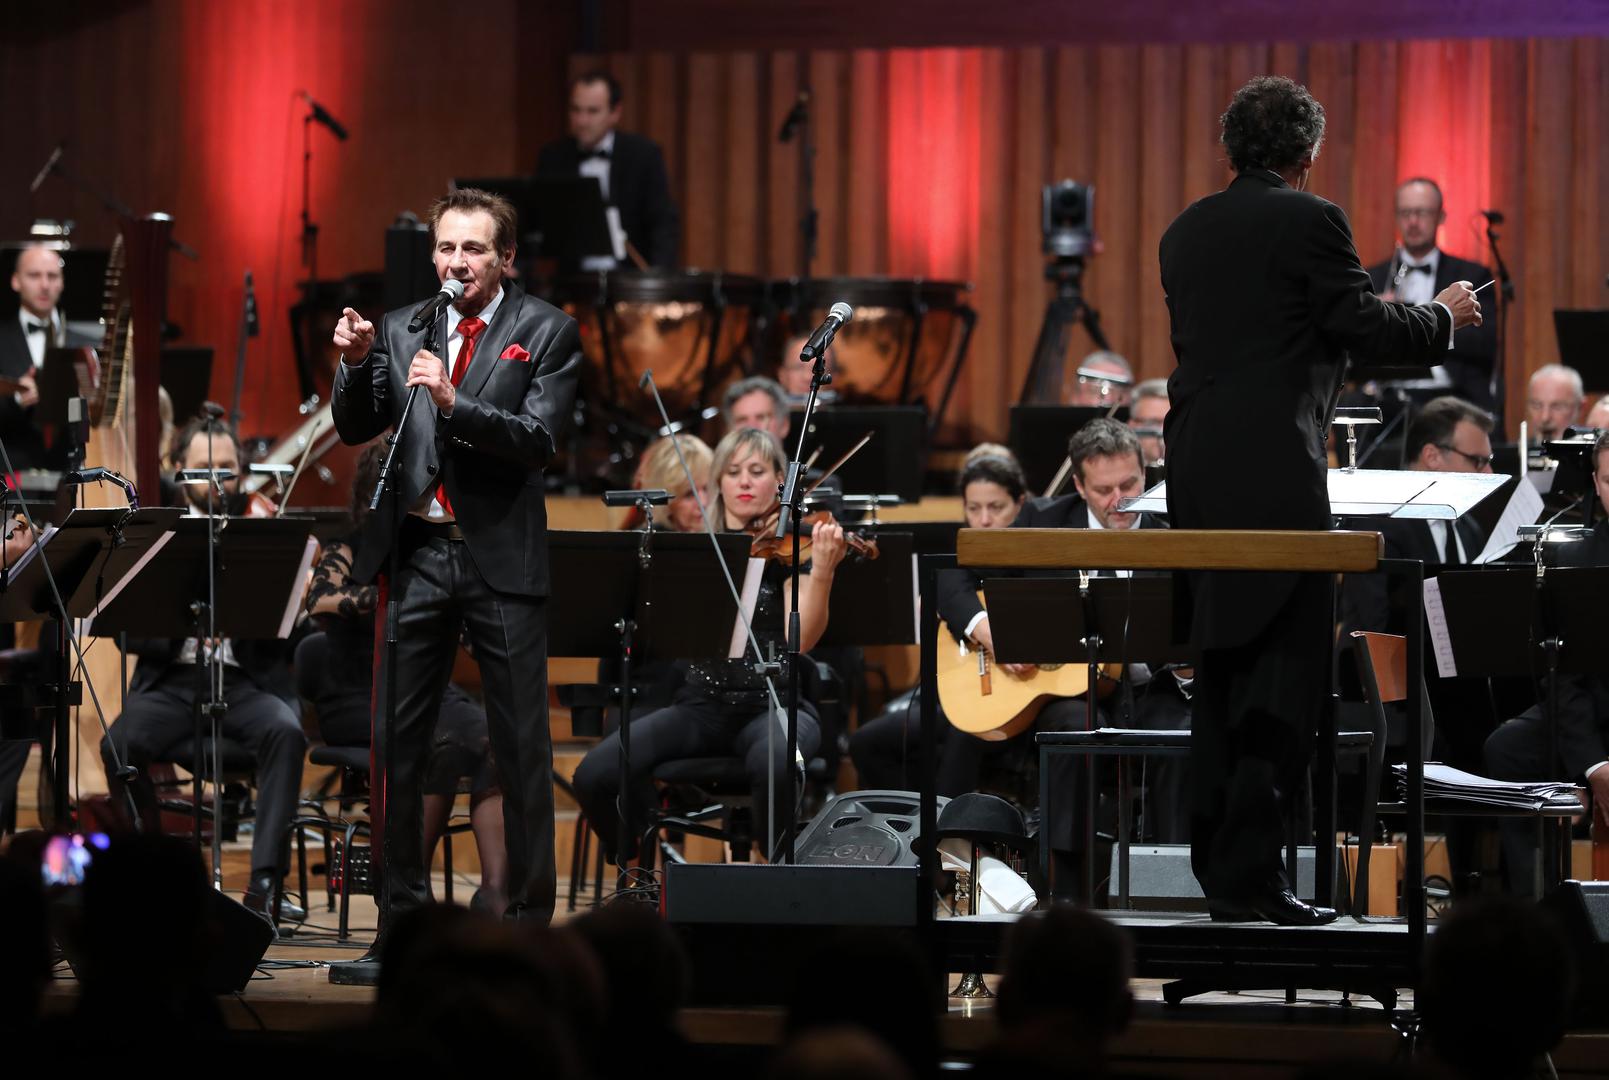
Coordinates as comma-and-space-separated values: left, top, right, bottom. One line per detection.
1474, 478, 1544, 564
728, 557, 766, 659
1422, 577, 1458, 678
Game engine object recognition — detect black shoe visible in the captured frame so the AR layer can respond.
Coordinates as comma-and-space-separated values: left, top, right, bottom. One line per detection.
243, 874, 307, 923
1210, 889, 1337, 926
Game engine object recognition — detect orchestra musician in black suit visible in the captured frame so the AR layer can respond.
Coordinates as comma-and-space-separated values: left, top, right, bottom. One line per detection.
935, 422, 1190, 897
331, 187, 581, 928
0, 244, 66, 472
536, 70, 680, 270
1365, 178, 1499, 415
1484, 432, 1609, 894
1159, 76, 1481, 924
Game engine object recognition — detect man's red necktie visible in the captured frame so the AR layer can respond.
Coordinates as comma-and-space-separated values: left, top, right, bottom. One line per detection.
436, 316, 485, 517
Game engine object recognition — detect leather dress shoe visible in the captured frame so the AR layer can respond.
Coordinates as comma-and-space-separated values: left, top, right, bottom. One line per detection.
243, 875, 307, 923
1208, 888, 1337, 926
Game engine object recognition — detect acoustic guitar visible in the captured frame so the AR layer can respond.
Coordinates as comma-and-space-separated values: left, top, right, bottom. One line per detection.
937, 591, 1120, 741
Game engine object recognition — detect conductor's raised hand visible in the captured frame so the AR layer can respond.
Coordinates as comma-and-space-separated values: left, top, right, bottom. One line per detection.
334, 307, 376, 361
1434, 281, 1483, 330
407, 349, 455, 412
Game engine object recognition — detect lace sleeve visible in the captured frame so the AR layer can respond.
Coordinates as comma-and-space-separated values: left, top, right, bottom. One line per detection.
305, 540, 377, 620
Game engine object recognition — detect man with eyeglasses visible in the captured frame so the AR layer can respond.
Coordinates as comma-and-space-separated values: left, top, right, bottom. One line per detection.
1525, 363, 1586, 444
1366, 178, 1499, 414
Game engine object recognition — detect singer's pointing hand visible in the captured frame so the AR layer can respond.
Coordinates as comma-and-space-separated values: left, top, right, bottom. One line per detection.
408, 349, 454, 413
1434, 280, 1483, 331
334, 307, 375, 362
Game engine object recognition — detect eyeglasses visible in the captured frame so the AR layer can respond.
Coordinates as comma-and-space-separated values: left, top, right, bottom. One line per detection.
1435, 445, 1493, 470
1527, 398, 1581, 415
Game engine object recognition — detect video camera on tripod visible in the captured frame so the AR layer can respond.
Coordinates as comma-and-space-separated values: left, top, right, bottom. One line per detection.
1021, 181, 1111, 404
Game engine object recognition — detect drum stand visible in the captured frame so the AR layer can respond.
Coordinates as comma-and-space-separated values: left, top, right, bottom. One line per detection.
1018, 255, 1111, 406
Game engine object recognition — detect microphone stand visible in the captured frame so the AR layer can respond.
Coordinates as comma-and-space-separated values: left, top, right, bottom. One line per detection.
1485, 218, 1515, 422
772, 343, 834, 864
192, 409, 229, 892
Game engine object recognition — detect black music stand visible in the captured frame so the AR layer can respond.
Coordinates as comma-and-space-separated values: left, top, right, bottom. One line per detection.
814, 532, 916, 650
31, 348, 91, 433
1552, 310, 1609, 393
0, 507, 182, 824
1008, 405, 1127, 495
1432, 565, 1609, 893
985, 575, 1193, 903
458, 175, 616, 266
88, 516, 315, 874
546, 530, 751, 877
785, 406, 927, 503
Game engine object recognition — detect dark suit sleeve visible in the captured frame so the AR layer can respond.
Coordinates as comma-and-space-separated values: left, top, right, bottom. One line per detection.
1550, 672, 1608, 779
641, 141, 679, 268
1306, 202, 1450, 361
442, 315, 582, 467
331, 318, 393, 446
936, 568, 984, 643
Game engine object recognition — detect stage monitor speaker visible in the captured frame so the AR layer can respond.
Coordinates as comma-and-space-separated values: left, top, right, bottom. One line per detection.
56, 886, 274, 994
1541, 880, 1609, 1025
792, 789, 948, 868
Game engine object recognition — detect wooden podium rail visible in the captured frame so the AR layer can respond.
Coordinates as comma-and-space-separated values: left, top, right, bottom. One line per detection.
914, 526, 1431, 994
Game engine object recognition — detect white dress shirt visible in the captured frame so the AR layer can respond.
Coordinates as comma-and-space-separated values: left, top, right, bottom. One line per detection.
16, 306, 63, 370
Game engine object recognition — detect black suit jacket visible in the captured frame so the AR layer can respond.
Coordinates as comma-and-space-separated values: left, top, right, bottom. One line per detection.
0, 318, 46, 471
1549, 521, 1609, 778
1365, 250, 1498, 409
536, 131, 680, 269
331, 282, 582, 596
125, 637, 297, 710
1338, 512, 1489, 636
938, 494, 1166, 639
1158, 169, 1451, 649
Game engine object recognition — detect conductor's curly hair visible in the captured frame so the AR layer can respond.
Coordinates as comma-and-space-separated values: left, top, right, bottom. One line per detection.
1220, 75, 1326, 174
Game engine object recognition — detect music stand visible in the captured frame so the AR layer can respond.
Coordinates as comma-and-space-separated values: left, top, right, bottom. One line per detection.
546, 530, 750, 877
786, 406, 927, 503
1552, 310, 1609, 393
814, 532, 917, 650
31, 348, 92, 433
899, 521, 961, 559
1432, 565, 1609, 893
985, 574, 1193, 901
88, 516, 316, 881
1008, 405, 1127, 495
0, 507, 182, 825
458, 175, 616, 266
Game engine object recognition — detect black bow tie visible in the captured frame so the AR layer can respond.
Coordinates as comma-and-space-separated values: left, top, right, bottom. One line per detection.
23, 319, 48, 335
582, 147, 610, 162
1402, 263, 1433, 274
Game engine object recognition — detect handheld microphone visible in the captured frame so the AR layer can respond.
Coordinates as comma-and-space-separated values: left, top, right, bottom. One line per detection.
408, 279, 466, 334
30, 143, 64, 194
799, 301, 853, 362
299, 91, 349, 140
1480, 208, 1505, 225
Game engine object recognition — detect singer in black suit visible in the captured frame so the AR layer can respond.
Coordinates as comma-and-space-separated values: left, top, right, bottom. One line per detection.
1365, 178, 1499, 413
536, 70, 679, 269
331, 188, 581, 927
1159, 77, 1480, 924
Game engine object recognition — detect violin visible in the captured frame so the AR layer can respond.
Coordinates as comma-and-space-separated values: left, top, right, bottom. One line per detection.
747, 507, 879, 564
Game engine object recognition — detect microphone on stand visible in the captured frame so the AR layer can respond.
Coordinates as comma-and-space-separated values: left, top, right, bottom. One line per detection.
799, 301, 853, 361
1480, 209, 1505, 225
408, 279, 465, 334
778, 92, 810, 143
299, 91, 350, 140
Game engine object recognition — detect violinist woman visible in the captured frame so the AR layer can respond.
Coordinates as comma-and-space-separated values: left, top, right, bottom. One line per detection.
847, 447, 1028, 790
571, 426, 847, 860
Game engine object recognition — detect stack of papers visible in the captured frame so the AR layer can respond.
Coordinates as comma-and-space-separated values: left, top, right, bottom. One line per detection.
1392, 763, 1583, 812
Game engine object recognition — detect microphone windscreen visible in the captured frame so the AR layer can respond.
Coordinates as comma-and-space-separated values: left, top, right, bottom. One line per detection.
829, 301, 854, 324
442, 278, 466, 299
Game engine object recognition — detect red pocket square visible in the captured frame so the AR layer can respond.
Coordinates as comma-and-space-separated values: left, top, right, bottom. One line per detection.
500, 344, 531, 362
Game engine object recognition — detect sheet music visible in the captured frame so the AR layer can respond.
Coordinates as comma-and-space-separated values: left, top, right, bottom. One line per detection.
1422, 577, 1458, 678
1474, 477, 1545, 564
728, 557, 766, 659
277, 536, 321, 639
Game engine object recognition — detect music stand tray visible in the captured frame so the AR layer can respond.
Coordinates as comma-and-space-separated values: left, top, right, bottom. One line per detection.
1434, 566, 1609, 679
86, 517, 317, 640
0, 508, 182, 622
984, 576, 1193, 668
786, 405, 927, 504
1123, 468, 1512, 521
1009, 405, 1127, 495
815, 532, 916, 649
545, 531, 749, 660
1553, 310, 1609, 393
